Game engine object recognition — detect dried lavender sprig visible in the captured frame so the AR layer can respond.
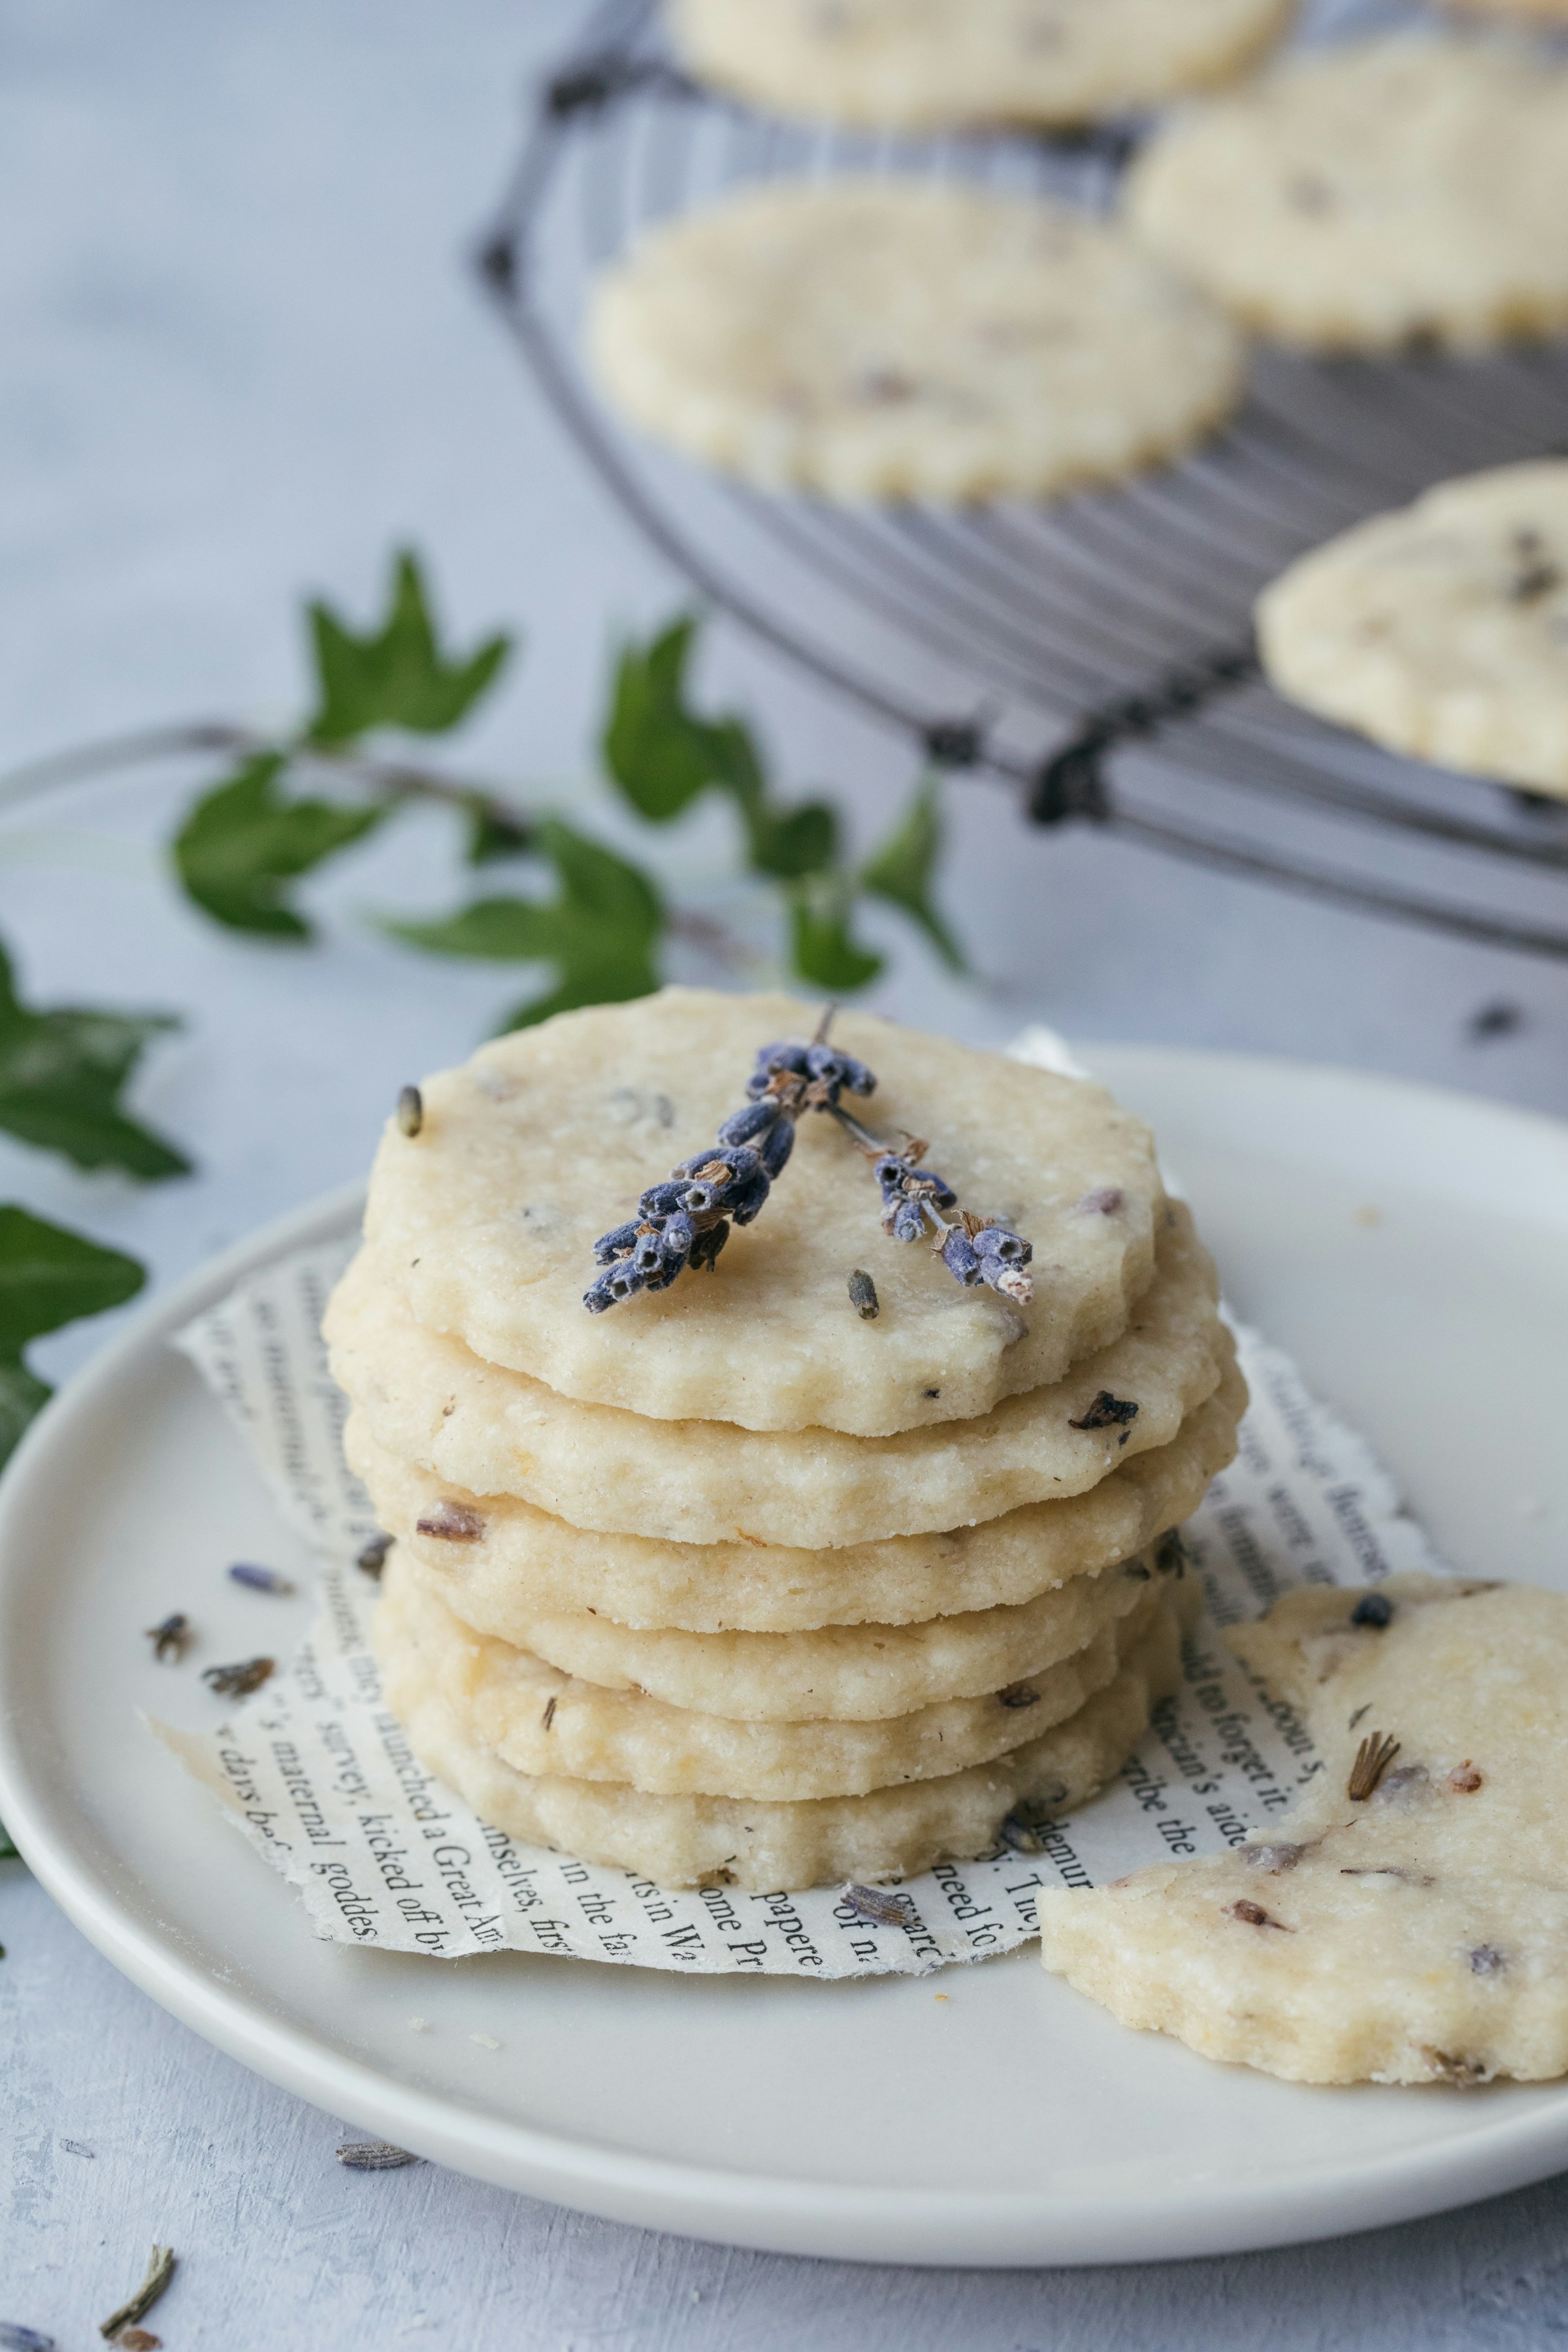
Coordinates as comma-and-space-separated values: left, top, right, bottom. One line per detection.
829, 1107, 1034, 1307
583, 1006, 872, 1313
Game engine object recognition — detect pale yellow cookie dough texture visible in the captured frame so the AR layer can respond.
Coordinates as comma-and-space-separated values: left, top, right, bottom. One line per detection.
667, 0, 1298, 131
1257, 461, 1568, 799
587, 181, 1247, 502
1124, 35, 1568, 352
334, 987, 1243, 1891
1041, 1575, 1568, 2084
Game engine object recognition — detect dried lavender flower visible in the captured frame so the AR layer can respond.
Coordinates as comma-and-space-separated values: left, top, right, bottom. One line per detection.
396, 1085, 423, 1137
847, 1269, 879, 1320
584, 1005, 1035, 1315
415, 1500, 485, 1543
1226, 1900, 1293, 1931
842, 1882, 915, 1928
1347, 1730, 1401, 1802
201, 1657, 274, 1700
585, 1007, 857, 1313
1242, 1842, 1308, 1873
356, 1532, 393, 1579
99, 2246, 175, 2340
0, 2325, 56, 2351
1350, 1592, 1394, 1629
144, 1614, 190, 1664
336, 2141, 419, 2170
1068, 1391, 1140, 1433
228, 1563, 295, 1595
834, 1114, 1034, 1306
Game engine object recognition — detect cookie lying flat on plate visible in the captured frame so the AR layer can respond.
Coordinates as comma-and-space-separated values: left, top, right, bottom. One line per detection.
1257, 461, 1568, 799
348, 1367, 1243, 1631
587, 182, 1245, 502
327, 1207, 1226, 1548
395, 1531, 1168, 1722
376, 1575, 1188, 1889
383, 1553, 1164, 1799
367, 989, 1164, 1437
668, 0, 1296, 132
1124, 36, 1568, 351
1039, 1574, 1568, 2085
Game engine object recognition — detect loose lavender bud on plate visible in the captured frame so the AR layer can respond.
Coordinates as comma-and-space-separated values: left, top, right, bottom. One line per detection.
145, 1613, 191, 1664
336, 2141, 421, 2170
227, 1563, 295, 1595
847, 1267, 879, 1320
202, 1656, 275, 1699
396, 1084, 423, 1138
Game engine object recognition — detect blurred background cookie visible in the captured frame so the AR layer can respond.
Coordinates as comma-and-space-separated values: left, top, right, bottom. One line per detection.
668, 0, 1297, 131
1124, 35, 1568, 351
1257, 461, 1568, 798
588, 179, 1246, 502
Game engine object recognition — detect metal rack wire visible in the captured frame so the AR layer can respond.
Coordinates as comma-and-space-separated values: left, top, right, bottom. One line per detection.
478, 0, 1568, 960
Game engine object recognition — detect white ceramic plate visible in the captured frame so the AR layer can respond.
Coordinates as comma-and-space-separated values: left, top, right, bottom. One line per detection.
1, 1046, 1567, 2268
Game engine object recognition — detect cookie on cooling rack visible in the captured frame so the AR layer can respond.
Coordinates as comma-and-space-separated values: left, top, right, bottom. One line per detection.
1256, 461, 1568, 798
666, 0, 1296, 131
1442, 0, 1568, 18
587, 180, 1246, 503
1124, 35, 1568, 353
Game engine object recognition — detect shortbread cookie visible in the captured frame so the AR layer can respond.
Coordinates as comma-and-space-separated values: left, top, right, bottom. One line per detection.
587, 182, 1245, 502
1040, 1575, 1568, 2085
379, 1552, 1163, 1799
377, 1578, 1186, 1889
1257, 461, 1568, 798
367, 989, 1164, 1438
348, 1362, 1243, 1631
327, 1206, 1225, 1548
402, 1537, 1166, 1722
1124, 37, 1568, 351
668, 0, 1296, 131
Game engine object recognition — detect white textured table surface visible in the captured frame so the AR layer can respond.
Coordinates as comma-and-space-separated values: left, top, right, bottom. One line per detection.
4, 1, 1568, 2343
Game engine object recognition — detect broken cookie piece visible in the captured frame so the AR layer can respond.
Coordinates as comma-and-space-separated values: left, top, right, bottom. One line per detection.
1038, 1573, 1568, 2085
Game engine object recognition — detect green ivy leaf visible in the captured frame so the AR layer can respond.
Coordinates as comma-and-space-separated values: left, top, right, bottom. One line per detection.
387, 817, 664, 1032
463, 798, 537, 866
0, 941, 189, 1181
0, 1205, 145, 1465
307, 550, 512, 746
173, 751, 385, 939
603, 618, 847, 893
789, 879, 884, 992
603, 617, 725, 820
860, 774, 967, 973
745, 799, 839, 881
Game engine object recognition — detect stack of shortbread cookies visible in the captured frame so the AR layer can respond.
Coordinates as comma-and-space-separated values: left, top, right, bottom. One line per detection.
325, 989, 1243, 1893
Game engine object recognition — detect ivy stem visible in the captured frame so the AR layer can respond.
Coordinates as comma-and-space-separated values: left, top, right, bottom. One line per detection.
0, 715, 748, 966
0, 716, 536, 841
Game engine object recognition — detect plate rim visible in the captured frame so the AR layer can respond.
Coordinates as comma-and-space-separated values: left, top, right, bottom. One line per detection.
4, 1045, 1568, 2266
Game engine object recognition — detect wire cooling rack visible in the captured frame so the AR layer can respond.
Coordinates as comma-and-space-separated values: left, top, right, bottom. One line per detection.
477, 0, 1568, 960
